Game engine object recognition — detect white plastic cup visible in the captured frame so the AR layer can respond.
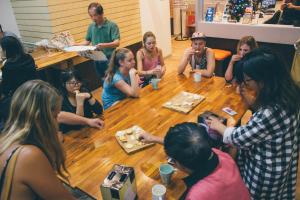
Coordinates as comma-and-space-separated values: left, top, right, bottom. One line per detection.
152, 184, 166, 200
193, 72, 201, 82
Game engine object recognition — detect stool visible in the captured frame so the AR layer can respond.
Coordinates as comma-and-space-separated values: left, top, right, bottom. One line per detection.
212, 49, 232, 77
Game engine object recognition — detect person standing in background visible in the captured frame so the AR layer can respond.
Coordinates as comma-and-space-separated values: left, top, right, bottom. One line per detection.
76, 3, 120, 82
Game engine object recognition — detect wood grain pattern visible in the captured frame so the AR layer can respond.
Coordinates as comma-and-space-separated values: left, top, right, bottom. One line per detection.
12, 0, 142, 47
63, 71, 248, 199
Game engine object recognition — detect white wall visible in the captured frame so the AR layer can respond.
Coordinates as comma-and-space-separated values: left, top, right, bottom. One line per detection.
0, 0, 20, 38
139, 0, 172, 57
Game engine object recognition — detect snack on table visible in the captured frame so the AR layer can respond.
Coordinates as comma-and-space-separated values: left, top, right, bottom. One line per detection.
163, 91, 205, 114
115, 126, 154, 154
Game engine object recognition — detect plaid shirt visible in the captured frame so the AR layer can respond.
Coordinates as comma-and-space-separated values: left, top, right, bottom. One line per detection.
224, 106, 300, 200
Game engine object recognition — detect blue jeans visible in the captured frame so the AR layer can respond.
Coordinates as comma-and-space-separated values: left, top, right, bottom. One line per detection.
94, 60, 109, 81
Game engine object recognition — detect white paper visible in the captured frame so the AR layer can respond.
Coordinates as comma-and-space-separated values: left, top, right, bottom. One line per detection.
63, 45, 96, 52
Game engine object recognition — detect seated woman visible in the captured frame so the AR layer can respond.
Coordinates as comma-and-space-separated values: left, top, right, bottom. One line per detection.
0, 36, 37, 96
0, 36, 37, 129
178, 32, 215, 77
0, 80, 75, 200
102, 48, 140, 110
136, 31, 166, 87
60, 69, 103, 133
139, 122, 250, 200
224, 36, 258, 83
207, 48, 300, 199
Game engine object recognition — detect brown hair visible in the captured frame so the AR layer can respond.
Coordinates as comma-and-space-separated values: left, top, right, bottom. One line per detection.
237, 36, 258, 53
105, 48, 131, 83
0, 80, 68, 179
143, 31, 156, 45
88, 2, 103, 15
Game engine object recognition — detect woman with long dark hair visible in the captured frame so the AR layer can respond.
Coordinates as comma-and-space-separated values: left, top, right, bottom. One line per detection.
0, 36, 36, 96
207, 48, 300, 199
60, 69, 103, 133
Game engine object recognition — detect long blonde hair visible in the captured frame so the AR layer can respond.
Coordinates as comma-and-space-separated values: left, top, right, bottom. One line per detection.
0, 80, 67, 178
106, 48, 131, 83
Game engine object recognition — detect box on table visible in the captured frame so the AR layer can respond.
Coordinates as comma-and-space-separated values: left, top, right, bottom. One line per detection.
100, 164, 137, 200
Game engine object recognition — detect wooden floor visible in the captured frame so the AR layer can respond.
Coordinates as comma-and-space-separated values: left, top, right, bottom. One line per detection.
92, 38, 300, 199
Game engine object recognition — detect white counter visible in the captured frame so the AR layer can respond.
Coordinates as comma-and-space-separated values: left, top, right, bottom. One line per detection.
196, 21, 300, 45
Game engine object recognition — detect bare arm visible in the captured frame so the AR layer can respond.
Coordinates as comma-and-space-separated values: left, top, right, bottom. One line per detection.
178, 48, 193, 74
225, 61, 235, 81
286, 3, 300, 11
196, 48, 215, 77
139, 132, 164, 144
158, 48, 166, 77
225, 55, 241, 81
114, 68, 140, 98
96, 39, 120, 49
18, 146, 76, 200
74, 92, 90, 117
57, 111, 104, 129
74, 40, 90, 46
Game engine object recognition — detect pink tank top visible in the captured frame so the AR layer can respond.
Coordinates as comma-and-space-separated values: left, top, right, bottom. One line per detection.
140, 48, 160, 71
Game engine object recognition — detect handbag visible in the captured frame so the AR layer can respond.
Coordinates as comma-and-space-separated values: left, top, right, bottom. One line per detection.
0, 146, 23, 200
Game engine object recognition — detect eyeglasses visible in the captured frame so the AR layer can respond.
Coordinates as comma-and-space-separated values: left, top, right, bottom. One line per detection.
66, 81, 81, 86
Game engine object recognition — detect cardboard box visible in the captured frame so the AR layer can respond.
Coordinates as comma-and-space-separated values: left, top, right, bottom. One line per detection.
100, 164, 137, 200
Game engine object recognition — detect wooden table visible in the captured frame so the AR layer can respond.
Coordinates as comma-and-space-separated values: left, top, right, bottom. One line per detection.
63, 71, 247, 199
0, 49, 88, 71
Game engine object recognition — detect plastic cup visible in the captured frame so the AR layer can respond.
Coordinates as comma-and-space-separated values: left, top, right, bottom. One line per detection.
194, 72, 201, 82
152, 184, 166, 200
159, 164, 174, 185
151, 78, 160, 90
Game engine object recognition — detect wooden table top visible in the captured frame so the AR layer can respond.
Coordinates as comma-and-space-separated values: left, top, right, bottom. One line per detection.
63, 72, 247, 200
0, 50, 80, 71
31, 50, 78, 70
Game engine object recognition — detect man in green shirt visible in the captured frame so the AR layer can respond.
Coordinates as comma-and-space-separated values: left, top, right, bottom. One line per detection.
79, 2, 120, 81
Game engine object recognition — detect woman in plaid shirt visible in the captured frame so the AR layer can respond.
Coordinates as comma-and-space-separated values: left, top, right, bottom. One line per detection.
207, 48, 300, 199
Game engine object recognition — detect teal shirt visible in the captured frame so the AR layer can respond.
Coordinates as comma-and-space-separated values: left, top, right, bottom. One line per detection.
102, 70, 131, 110
86, 19, 120, 58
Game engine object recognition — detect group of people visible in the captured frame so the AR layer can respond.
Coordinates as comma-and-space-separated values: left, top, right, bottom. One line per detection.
0, 2, 300, 200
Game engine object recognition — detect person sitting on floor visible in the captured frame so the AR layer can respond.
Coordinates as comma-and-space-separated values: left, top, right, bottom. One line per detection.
207, 48, 300, 199
102, 48, 140, 110
178, 32, 215, 77
60, 69, 103, 133
0, 80, 76, 200
136, 31, 166, 87
139, 122, 251, 200
224, 36, 258, 83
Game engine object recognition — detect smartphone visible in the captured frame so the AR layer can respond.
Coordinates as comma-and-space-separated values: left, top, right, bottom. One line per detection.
222, 107, 237, 116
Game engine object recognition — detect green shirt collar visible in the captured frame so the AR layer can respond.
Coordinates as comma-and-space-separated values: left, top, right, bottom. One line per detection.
93, 18, 108, 28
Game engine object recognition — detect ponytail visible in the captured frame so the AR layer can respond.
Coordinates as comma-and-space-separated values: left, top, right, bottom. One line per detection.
106, 48, 131, 83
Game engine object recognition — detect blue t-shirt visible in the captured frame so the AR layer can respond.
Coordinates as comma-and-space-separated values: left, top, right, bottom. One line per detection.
102, 70, 131, 110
